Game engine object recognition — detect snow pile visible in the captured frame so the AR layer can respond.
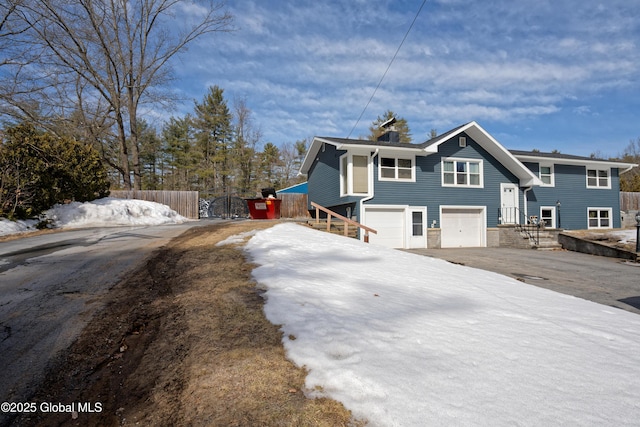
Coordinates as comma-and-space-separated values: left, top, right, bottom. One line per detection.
609, 229, 637, 244
0, 197, 187, 236
245, 223, 640, 427
44, 197, 187, 228
0, 218, 39, 236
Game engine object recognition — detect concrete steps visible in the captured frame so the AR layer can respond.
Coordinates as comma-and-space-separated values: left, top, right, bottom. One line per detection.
535, 240, 563, 250
523, 229, 563, 250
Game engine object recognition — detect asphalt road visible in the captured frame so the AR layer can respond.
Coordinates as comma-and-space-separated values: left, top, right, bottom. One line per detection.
406, 247, 640, 315
0, 222, 207, 404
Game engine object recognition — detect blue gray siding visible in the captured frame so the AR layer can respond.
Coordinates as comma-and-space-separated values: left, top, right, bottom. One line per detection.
306, 133, 626, 230
524, 162, 622, 229
364, 133, 521, 227
307, 143, 362, 217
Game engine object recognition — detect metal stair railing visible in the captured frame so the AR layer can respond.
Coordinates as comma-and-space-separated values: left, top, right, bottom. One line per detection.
499, 207, 540, 246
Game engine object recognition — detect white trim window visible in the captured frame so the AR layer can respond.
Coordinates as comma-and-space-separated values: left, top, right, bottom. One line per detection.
442, 158, 483, 187
379, 156, 415, 181
586, 168, 610, 189
539, 164, 554, 186
540, 206, 556, 228
340, 153, 369, 196
588, 207, 612, 229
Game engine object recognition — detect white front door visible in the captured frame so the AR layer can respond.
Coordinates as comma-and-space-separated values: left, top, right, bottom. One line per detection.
408, 207, 427, 249
500, 183, 519, 224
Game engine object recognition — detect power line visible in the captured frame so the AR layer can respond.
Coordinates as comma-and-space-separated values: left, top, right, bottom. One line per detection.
346, 0, 428, 139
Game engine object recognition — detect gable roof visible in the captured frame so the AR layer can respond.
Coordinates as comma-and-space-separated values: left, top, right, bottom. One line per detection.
418, 121, 542, 186
417, 122, 471, 150
300, 121, 541, 186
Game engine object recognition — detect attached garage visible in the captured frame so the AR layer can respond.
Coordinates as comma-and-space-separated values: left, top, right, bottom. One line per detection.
440, 207, 486, 248
363, 206, 405, 248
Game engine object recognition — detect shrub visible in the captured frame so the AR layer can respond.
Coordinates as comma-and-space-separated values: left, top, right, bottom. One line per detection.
0, 123, 110, 219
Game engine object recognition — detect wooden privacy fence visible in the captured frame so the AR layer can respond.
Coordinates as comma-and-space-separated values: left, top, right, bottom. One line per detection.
621, 192, 640, 211
278, 193, 310, 218
110, 190, 200, 219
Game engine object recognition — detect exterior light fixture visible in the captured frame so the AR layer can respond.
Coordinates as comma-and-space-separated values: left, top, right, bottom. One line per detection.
635, 212, 640, 253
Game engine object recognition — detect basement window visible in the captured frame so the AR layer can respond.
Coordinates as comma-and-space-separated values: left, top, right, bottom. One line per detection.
540, 207, 555, 228
588, 208, 612, 229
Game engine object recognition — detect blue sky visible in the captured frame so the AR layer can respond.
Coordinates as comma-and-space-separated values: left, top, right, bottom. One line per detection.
168, 0, 640, 157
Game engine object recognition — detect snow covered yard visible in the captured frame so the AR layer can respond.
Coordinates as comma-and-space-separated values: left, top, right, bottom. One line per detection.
611, 229, 638, 245
244, 223, 640, 427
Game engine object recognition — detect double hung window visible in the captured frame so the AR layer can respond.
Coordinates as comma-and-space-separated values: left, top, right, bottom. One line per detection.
586, 169, 610, 189
442, 158, 482, 187
379, 157, 414, 181
588, 208, 612, 229
539, 165, 554, 186
540, 207, 555, 228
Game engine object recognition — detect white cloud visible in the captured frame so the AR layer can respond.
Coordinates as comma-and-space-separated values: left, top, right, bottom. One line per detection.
573, 106, 595, 116
159, 0, 640, 153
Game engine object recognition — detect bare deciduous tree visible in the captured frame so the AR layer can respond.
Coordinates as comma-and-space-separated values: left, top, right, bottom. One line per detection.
2, 0, 233, 189
620, 137, 640, 192
280, 138, 309, 188
233, 98, 262, 196
0, 1, 23, 68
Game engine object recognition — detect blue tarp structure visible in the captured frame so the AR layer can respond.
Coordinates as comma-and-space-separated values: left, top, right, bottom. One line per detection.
276, 182, 308, 194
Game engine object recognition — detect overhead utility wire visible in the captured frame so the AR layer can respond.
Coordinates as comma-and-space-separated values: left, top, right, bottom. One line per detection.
346, 0, 428, 139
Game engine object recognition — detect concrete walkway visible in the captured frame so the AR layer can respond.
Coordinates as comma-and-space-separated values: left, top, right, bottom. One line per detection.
406, 247, 640, 315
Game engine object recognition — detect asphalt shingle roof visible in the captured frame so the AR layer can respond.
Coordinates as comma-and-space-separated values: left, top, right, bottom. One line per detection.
509, 150, 613, 162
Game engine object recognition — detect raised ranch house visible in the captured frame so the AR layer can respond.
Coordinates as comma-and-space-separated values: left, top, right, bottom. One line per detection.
300, 121, 638, 249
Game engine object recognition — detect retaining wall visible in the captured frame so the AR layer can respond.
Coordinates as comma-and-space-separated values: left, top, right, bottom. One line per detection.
558, 233, 638, 261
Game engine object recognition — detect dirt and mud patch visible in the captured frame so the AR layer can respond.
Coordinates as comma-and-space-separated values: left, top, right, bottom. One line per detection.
11, 221, 363, 426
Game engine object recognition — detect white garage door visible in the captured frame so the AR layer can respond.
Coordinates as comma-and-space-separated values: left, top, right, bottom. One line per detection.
365, 207, 405, 248
441, 207, 485, 248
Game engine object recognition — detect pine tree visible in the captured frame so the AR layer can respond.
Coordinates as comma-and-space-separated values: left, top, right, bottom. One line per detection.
192, 86, 233, 196
368, 110, 412, 143
161, 116, 196, 190
137, 120, 162, 190
259, 142, 281, 189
